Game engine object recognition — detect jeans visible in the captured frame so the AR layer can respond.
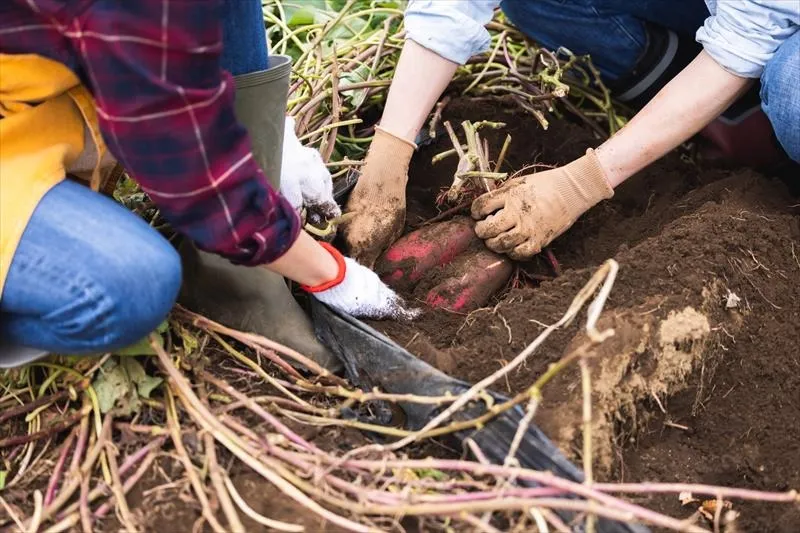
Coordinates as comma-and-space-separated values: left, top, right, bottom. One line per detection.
220, 0, 269, 75
760, 31, 800, 161
0, 0, 271, 354
500, 0, 709, 79
0, 181, 182, 353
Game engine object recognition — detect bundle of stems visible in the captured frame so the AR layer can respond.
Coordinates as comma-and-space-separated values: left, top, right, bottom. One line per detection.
265, 0, 624, 181
1, 261, 797, 533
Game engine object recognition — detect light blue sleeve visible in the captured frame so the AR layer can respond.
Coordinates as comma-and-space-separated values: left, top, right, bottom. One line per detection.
697, 0, 799, 78
404, 0, 500, 64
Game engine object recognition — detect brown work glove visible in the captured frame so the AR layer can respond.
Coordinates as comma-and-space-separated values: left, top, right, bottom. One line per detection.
471, 149, 613, 260
343, 127, 416, 267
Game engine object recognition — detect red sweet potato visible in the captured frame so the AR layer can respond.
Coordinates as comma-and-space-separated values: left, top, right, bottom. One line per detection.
376, 216, 480, 290
425, 249, 513, 312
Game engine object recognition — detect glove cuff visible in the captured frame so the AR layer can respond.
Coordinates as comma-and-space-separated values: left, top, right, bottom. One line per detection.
300, 242, 347, 293
350, 126, 416, 205
374, 125, 418, 151
368, 127, 417, 171
558, 149, 614, 214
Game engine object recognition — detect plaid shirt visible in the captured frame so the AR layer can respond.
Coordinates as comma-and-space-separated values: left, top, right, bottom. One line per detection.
0, 0, 300, 265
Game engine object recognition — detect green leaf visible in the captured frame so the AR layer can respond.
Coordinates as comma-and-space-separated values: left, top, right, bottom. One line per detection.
0, 470, 7, 490
122, 358, 163, 400
93, 358, 139, 416
112, 175, 140, 203
288, 7, 315, 26
92, 357, 162, 416
417, 468, 448, 481
340, 64, 371, 108
115, 337, 156, 357
114, 322, 167, 356
282, 0, 329, 27
325, 16, 368, 46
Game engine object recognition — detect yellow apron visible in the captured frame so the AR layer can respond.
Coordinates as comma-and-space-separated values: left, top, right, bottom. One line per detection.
0, 54, 117, 296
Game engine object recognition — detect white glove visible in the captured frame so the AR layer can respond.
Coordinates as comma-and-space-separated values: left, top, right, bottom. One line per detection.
302, 243, 418, 320
281, 116, 342, 220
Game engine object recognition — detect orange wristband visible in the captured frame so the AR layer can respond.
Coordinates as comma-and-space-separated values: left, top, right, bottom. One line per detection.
300, 242, 347, 293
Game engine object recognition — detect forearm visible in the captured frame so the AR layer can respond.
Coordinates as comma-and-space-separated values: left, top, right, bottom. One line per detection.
378, 40, 459, 142
596, 50, 753, 187
264, 231, 338, 287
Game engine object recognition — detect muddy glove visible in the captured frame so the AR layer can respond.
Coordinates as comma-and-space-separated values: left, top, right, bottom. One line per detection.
303, 243, 418, 320
281, 116, 341, 221
471, 149, 613, 260
343, 127, 416, 268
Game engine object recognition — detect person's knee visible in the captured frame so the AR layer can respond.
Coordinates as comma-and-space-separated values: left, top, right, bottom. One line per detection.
54, 233, 182, 352
104, 237, 182, 349
761, 34, 800, 162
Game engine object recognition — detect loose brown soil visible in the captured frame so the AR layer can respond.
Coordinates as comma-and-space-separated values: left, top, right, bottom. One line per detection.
371, 98, 800, 532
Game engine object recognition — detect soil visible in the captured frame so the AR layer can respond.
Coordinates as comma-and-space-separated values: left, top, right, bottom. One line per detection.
369, 98, 800, 532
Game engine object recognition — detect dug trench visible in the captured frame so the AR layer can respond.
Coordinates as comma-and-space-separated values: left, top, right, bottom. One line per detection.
368, 98, 800, 532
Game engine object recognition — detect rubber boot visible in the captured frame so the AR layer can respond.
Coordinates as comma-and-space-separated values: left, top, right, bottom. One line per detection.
179, 56, 341, 373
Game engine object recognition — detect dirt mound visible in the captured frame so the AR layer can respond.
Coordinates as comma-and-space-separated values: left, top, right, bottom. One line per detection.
372, 99, 800, 531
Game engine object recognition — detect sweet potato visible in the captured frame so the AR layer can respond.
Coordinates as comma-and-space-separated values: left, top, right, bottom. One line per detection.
425, 249, 513, 312
376, 216, 479, 290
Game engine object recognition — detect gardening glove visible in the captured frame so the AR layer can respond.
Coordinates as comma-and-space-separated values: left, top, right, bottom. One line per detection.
281, 116, 341, 222
303, 243, 418, 320
471, 149, 613, 261
343, 126, 416, 268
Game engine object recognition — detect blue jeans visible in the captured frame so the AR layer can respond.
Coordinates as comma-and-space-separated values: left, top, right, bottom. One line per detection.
0, 0, 271, 354
220, 0, 269, 75
500, 0, 709, 79
500, 0, 800, 161
760, 31, 800, 161
0, 181, 182, 353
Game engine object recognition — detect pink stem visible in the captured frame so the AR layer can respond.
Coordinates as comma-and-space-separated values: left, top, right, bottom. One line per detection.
69, 415, 90, 474
545, 248, 561, 276
44, 430, 77, 506
117, 437, 165, 476
595, 482, 799, 503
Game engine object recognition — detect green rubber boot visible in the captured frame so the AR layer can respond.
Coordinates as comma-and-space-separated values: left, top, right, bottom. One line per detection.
179, 56, 341, 373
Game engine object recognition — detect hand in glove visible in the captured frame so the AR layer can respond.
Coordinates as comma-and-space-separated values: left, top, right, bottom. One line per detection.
471, 149, 614, 260
281, 116, 341, 222
302, 243, 418, 320
342, 127, 416, 268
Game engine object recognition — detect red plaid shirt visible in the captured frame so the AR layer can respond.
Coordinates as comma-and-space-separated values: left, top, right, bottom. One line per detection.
0, 0, 300, 265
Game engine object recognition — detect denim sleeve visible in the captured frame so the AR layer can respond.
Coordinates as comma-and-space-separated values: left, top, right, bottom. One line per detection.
405, 0, 499, 64
697, 0, 800, 78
